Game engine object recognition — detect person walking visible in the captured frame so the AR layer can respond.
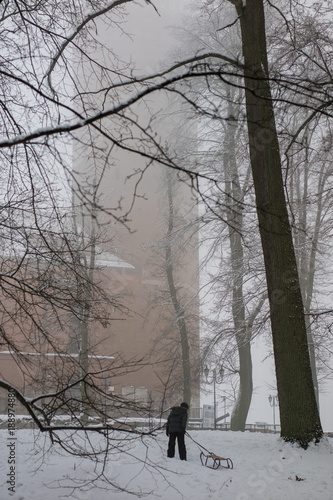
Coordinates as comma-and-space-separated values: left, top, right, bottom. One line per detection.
166, 402, 189, 461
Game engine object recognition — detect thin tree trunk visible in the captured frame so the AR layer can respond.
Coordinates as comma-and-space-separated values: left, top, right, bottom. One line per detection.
301, 167, 328, 408
224, 103, 253, 431
165, 172, 191, 406
76, 186, 98, 425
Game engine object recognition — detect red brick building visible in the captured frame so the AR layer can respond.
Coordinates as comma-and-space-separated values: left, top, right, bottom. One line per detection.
0, 0, 200, 416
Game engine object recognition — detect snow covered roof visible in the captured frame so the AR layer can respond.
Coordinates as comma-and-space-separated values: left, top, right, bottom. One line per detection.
0, 243, 135, 271
0, 351, 114, 360
94, 250, 135, 270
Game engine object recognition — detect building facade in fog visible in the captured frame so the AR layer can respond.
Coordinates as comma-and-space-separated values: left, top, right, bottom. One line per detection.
72, 0, 200, 411
0, 0, 200, 414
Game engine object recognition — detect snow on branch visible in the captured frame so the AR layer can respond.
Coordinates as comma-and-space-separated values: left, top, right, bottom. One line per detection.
46, 0, 135, 93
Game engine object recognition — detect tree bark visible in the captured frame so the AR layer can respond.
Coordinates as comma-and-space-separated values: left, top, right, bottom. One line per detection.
224, 103, 253, 431
230, 0, 323, 446
292, 140, 327, 409
77, 185, 98, 425
165, 172, 191, 406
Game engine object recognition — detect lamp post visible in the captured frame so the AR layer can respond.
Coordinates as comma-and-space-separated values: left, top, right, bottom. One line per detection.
268, 394, 279, 432
204, 364, 224, 430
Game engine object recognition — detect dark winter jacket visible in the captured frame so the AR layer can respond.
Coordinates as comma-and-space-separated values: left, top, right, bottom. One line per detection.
166, 406, 188, 435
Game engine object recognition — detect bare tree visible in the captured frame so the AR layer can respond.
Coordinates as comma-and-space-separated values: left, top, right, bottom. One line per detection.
224, 0, 323, 446
0, 0, 165, 454
1, 0, 332, 457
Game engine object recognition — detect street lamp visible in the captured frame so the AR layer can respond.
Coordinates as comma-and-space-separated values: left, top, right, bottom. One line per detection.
268, 394, 279, 432
204, 364, 224, 430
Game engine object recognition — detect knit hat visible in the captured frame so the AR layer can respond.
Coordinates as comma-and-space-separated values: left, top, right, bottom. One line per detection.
180, 402, 189, 409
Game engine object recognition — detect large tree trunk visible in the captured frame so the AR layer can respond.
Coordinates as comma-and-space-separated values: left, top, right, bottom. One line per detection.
230, 0, 323, 446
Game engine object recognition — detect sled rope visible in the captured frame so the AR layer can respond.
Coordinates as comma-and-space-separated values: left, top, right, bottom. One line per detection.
185, 432, 233, 470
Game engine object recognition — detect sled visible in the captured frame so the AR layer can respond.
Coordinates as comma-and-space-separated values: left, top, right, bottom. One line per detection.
185, 431, 234, 470
200, 451, 233, 470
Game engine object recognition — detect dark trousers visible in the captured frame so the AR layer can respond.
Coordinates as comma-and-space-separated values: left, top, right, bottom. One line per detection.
167, 432, 186, 460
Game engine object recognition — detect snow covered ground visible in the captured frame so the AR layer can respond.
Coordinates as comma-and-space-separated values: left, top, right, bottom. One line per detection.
1, 428, 332, 499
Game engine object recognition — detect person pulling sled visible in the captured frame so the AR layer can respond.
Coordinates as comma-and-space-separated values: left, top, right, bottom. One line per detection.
166, 402, 189, 461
